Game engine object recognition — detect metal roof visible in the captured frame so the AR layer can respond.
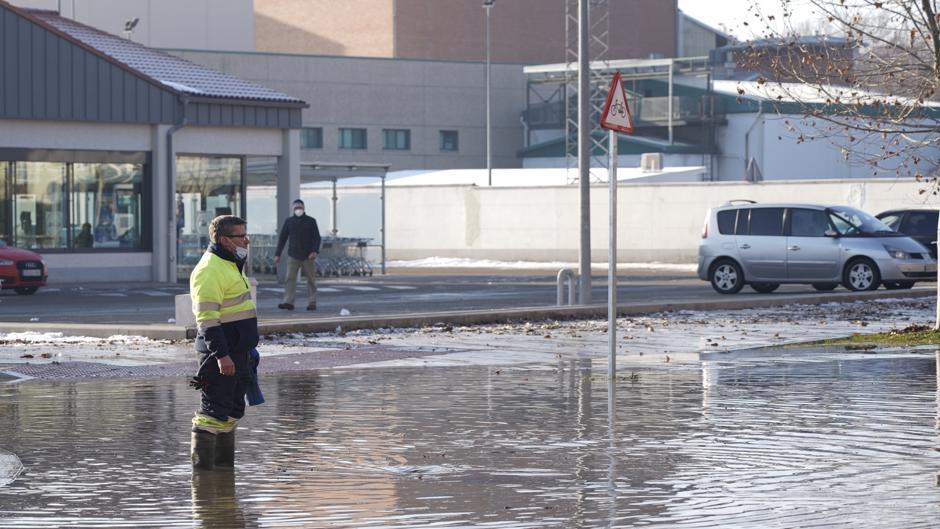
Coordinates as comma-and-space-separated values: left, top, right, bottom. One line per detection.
24, 8, 305, 106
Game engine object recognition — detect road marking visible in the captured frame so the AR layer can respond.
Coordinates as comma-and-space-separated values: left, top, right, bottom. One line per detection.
386, 286, 417, 290
317, 287, 341, 293
138, 291, 173, 297
99, 293, 128, 297
347, 286, 379, 291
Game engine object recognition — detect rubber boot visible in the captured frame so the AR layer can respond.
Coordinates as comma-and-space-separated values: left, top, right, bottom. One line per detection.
191, 430, 217, 471
214, 429, 236, 467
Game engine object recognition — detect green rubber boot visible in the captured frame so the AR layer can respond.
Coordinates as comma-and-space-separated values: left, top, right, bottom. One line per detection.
191, 430, 217, 471
214, 429, 236, 467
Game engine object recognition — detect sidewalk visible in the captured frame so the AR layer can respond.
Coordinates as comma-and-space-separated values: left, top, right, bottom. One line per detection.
0, 295, 933, 382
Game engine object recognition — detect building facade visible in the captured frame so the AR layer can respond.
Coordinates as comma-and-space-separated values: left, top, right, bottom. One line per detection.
0, 2, 304, 283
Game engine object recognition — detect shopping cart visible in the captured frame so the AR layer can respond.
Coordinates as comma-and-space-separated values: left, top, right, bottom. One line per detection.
316, 236, 373, 276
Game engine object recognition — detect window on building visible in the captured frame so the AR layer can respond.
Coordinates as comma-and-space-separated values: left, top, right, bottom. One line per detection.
383, 129, 411, 150
11, 162, 66, 250
300, 127, 323, 149
71, 163, 145, 250
439, 130, 459, 151
0, 159, 146, 251
339, 128, 368, 150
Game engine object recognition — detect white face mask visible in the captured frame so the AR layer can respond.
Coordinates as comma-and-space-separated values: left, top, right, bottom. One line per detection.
293, 208, 304, 217
234, 246, 249, 260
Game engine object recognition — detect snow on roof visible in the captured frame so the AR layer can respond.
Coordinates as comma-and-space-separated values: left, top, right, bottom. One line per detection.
713, 79, 940, 108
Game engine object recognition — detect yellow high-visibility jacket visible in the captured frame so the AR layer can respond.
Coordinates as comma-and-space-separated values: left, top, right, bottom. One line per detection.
190, 247, 258, 358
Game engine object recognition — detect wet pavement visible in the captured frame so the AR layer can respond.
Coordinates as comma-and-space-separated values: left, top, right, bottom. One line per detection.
2, 297, 940, 527
2, 346, 940, 528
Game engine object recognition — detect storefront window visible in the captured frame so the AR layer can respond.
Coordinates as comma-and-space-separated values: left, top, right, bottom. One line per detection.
176, 156, 243, 277
71, 163, 145, 249
12, 162, 66, 250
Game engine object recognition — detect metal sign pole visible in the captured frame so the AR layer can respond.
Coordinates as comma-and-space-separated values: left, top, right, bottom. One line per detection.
608, 128, 617, 377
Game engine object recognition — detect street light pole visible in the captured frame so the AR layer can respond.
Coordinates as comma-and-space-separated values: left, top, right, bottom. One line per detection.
484, 0, 494, 186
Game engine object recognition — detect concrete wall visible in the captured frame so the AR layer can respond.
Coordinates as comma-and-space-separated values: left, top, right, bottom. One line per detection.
376, 178, 937, 263
9, 0, 255, 52
172, 50, 528, 171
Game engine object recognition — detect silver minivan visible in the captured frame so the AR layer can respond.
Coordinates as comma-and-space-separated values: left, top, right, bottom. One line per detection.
698, 202, 936, 294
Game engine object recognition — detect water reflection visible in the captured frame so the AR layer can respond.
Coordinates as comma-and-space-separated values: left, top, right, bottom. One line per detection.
0, 351, 938, 528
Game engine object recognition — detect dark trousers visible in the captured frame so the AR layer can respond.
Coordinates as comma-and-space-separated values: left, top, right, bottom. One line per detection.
197, 349, 251, 421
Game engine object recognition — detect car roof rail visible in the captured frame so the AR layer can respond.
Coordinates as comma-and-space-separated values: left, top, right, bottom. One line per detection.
721, 199, 757, 206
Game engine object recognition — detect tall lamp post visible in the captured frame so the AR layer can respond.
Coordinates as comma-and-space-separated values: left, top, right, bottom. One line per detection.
484, 0, 494, 186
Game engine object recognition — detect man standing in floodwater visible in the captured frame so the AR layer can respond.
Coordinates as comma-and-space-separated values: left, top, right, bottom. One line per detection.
189, 215, 259, 470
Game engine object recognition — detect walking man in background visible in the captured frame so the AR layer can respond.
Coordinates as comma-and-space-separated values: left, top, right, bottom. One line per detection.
276, 198, 321, 311
190, 215, 259, 470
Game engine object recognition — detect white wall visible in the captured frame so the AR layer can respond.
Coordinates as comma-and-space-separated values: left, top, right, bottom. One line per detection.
9, 0, 255, 52
376, 178, 937, 263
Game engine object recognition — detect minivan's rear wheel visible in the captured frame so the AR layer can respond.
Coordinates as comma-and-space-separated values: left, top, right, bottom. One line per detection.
842, 258, 880, 291
14, 286, 38, 295
883, 280, 915, 290
812, 283, 839, 291
750, 283, 779, 294
710, 259, 744, 294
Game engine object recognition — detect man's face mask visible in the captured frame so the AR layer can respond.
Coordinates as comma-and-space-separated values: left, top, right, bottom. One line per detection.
293, 208, 304, 217
234, 246, 249, 261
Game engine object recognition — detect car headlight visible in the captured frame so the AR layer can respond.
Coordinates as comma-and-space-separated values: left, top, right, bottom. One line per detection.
883, 245, 910, 259
0, 259, 13, 266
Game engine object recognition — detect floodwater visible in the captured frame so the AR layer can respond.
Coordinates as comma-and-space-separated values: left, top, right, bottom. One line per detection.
1, 350, 940, 528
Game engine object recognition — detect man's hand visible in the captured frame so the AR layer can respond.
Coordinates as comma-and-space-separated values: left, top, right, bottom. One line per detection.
217, 355, 235, 376
308, 252, 318, 261
274, 255, 280, 266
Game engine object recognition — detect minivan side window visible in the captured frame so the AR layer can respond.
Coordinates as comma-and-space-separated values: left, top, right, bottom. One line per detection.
789, 208, 830, 237
748, 208, 784, 236
717, 210, 737, 235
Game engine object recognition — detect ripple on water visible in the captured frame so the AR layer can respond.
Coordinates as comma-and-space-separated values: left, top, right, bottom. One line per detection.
0, 351, 939, 528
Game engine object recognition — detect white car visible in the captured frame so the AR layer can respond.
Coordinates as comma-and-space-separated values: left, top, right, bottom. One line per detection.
698, 202, 936, 294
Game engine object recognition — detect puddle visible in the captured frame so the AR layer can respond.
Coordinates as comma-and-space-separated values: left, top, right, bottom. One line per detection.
1, 350, 939, 527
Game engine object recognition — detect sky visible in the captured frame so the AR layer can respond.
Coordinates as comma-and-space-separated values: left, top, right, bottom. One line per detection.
678, 0, 815, 39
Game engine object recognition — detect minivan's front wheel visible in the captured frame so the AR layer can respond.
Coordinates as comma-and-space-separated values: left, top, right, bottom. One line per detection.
710, 259, 744, 294
842, 258, 880, 291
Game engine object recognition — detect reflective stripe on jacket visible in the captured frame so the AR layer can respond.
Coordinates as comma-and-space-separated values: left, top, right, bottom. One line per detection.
190, 250, 258, 358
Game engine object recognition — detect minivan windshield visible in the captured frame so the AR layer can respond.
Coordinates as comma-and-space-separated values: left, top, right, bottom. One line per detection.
829, 206, 901, 237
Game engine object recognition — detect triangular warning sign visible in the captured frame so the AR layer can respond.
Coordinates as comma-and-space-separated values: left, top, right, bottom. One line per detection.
600, 72, 634, 134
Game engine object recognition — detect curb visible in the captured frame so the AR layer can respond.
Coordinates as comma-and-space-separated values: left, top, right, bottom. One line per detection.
0, 289, 932, 341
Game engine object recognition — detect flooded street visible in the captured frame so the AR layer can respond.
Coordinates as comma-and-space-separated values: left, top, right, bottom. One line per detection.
2, 348, 940, 528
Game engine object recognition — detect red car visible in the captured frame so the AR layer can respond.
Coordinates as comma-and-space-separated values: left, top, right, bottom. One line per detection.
0, 240, 47, 295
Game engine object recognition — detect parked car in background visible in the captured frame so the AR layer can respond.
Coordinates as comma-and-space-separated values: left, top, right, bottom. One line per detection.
0, 240, 47, 295
698, 202, 936, 294
875, 208, 938, 258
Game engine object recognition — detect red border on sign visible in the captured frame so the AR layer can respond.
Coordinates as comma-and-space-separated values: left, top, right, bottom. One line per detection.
599, 71, 634, 134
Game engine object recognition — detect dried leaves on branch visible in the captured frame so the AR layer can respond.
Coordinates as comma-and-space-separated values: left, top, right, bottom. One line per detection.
741, 0, 940, 188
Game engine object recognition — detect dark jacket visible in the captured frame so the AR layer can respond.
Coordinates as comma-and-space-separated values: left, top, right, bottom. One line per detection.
275, 214, 321, 260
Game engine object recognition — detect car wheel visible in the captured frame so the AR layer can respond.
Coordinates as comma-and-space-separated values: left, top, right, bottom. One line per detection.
750, 282, 780, 294
709, 259, 744, 294
812, 283, 839, 291
883, 280, 915, 290
14, 286, 38, 295
842, 258, 881, 291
